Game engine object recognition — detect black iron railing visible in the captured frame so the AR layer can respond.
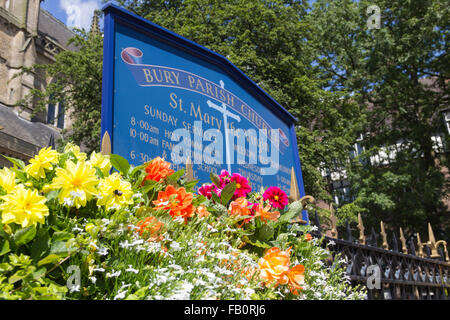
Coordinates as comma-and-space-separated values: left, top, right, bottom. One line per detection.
311, 212, 450, 300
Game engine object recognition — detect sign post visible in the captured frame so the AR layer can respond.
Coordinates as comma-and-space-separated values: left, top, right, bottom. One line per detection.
101, 4, 309, 222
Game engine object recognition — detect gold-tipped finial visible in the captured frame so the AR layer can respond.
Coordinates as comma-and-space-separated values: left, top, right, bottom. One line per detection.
289, 167, 300, 202
101, 131, 111, 155
426, 222, 448, 260
329, 204, 338, 239
416, 232, 425, 258
380, 221, 389, 250
399, 227, 408, 255
357, 213, 366, 245
184, 156, 194, 182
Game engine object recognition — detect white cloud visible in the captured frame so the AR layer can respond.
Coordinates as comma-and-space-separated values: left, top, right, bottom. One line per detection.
60, 0, 101, 31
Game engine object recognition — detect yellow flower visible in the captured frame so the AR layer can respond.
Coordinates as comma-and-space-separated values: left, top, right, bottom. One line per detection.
0, 167, 16, 193
50, 160, 98, 208
97, 172, 133, 211
0, 184, 49, 228
24, 147, 59, 179
87, 151, 112, 176
64, 143, 87, 161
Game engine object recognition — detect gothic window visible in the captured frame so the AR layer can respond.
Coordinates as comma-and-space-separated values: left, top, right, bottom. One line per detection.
47, 100, 65, 129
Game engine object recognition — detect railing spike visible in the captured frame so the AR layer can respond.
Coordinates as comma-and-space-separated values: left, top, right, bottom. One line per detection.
288, 167, 300, 202
380, 221, 389, 250
391, 231, 399, 252
357, 213, 366, 245
370, 227, 378, 247
416, 233, 425, 258
346, 220, 353, 242
314, 210, 322, 235
329, 204, 338, 239
399, 227, 408, 255
184, 156, 194, 182
409, 236, 417, 256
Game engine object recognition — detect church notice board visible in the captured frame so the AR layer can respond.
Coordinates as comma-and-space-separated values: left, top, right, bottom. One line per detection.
101, 4, 308, 222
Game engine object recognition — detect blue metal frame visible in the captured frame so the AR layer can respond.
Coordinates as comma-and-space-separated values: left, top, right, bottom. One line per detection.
101, 3, 308, 222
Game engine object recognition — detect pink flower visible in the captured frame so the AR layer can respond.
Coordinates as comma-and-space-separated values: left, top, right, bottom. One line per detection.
198, 183, 220, 199
230, 173, 251, 199
263, 186, 289, 210
219, 170, 232, 188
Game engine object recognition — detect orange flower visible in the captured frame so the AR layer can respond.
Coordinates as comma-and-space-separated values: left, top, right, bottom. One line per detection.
254, 202, 280, 223
153, 185, 194, 222
305, 233, 313, 241
136, 216, 163, 241
287, 264, 305, 295
228, 197, 251, 217
143, 157, 174, 183
196, 204, 210, 218
258, 247, 291, 286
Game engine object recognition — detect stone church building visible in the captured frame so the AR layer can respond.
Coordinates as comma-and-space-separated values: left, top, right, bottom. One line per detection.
0, 0, 76, 167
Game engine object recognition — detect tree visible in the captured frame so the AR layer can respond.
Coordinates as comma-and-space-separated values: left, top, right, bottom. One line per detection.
308, 0, 450, 241
116, 0, 365, 201
17, 28, 103, 153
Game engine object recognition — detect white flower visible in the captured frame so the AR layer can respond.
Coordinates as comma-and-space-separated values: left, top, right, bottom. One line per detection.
174, 216, 184, 223
63, 197, 74, 206
328, 240, 336, 246
114, 290, 127, 300
106, 270, 122, 278
170, 242, 181, 251
72, 226, 84, 232
89, 276, 97, 284
97, 247, 109, 256
310, 225, 319, 232
68, 284, 80, 293
119, 240, 132, 249
70, 191, 84, 198
125, 265, 139, 274
93, 267, 105, 272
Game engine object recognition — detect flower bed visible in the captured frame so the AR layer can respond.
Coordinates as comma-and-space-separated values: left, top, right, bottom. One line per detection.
0, 144, 366, 300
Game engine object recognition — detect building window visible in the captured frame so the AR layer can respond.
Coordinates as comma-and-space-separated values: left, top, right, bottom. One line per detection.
57, 101, 65, 129
4, 0, 10, 10
47, 101, 65, 129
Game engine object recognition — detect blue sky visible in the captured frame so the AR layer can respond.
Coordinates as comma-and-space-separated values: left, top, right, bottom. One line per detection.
41, 0, 108, 31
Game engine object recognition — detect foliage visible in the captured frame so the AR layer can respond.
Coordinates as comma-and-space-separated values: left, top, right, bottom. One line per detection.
0, 144, 366, 300
15, 29, 103, 153
308, 0, 450, 240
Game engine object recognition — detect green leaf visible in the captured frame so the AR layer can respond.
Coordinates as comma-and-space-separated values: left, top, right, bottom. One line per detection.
244, 235, 271, 248
50, 241, 74, 256
13, 225, 37, 246
31, 229, 50, 261
38, 254, 62, 267
211, 191, 221, 204
110, 154, 130, 175
8, 267, 35, 284
257, 223, 274, 241
279, 200, 303, 224
184, 179, 199, 191
2, 155, 25, 169
0, 239, 10, 256
52, 231, 74, 242
32, 267, 47, 280
168, 169, 185, 182
210, 172, 221, 187
220, 181, 236, 206
45, 189, 59, 202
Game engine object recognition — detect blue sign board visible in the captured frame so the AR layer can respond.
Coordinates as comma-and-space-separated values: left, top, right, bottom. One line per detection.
101, 4, 308, 221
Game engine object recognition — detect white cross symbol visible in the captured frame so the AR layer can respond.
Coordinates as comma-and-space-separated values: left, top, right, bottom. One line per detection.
207, 80, 241, 173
